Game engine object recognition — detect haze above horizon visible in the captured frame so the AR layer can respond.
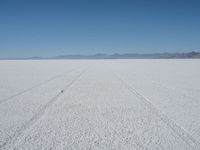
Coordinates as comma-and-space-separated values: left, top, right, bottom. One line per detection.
0, 0, 200, 58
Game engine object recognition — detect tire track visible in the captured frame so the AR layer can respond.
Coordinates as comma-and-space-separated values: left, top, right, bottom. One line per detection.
0, 66, 81, 104
127, 70, 199, 103
0, 66, 90, 150
110, 68, 200, 150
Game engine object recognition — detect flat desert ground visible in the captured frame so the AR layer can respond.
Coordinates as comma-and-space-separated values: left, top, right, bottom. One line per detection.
0, 59, 200, 150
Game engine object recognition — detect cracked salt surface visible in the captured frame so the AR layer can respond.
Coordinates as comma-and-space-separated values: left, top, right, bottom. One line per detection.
0, 60, 200, 149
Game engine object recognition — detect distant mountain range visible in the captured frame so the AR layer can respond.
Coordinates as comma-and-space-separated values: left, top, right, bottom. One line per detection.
52, 51, 200, 59
1, 51, 200, 60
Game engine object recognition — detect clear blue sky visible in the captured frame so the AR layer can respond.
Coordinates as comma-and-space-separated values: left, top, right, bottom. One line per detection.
0, 0, 200, 58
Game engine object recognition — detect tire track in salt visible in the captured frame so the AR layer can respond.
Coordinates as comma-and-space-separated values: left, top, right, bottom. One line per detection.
109, 68, 200, 150
0, 66, 81, 104
127, 70, 199, 104
0, 66, 90, 150
113, 67, 200, 140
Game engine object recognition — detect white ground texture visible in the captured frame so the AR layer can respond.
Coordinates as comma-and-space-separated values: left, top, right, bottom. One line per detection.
0, 59, 200, 150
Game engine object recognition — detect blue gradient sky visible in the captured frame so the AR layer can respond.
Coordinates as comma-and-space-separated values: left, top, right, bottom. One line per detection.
0, 0, 200, 58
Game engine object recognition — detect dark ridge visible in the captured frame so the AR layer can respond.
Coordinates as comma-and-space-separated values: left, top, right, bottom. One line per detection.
1, 51, 200, 60
51, 51, 200, 59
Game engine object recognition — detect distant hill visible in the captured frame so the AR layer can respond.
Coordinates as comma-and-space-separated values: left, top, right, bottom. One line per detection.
1, 52, 200, 60
52, 51, 200, 59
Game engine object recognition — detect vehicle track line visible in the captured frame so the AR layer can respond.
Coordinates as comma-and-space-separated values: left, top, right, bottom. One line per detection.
0, 66, 81, 104
0, 66, 90, 150
128, 70, 199, 103
110, 69, 200, 150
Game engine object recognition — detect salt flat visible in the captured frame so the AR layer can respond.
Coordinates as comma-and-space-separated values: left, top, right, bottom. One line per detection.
0, 60, 200, 150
